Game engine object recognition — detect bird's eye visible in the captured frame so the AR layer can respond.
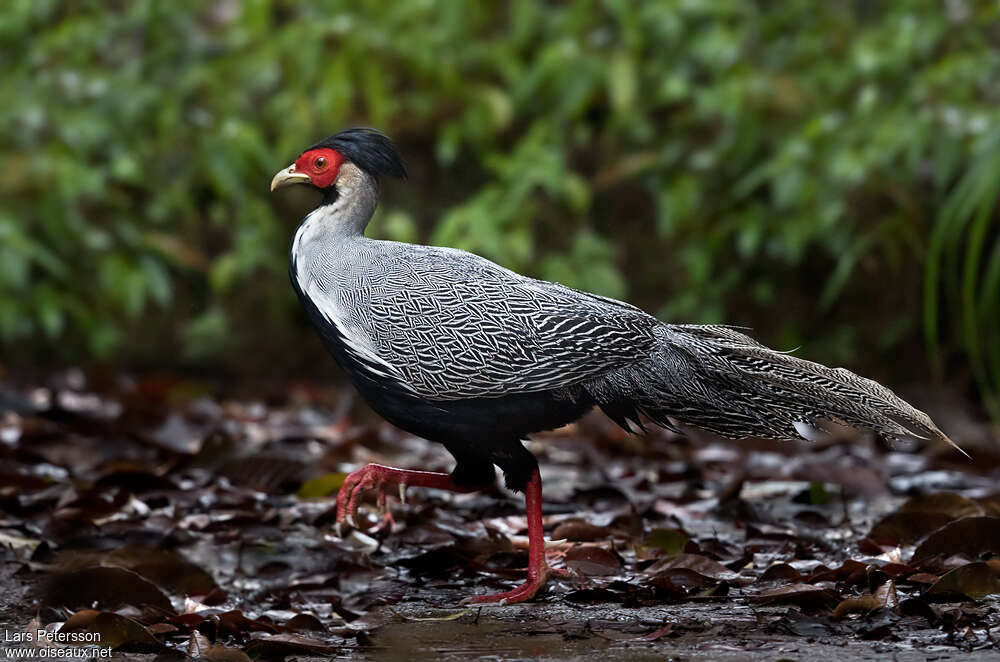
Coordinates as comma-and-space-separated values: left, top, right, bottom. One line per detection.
314, 156, 327, 169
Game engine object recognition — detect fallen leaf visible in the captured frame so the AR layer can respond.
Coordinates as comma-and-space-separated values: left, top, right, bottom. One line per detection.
874, 579, 899, 609
0, 472, 49, 494
757, 563, 802, 584
147, 623, 178, 635
551, 519, 610, 542
807, 560, 868, 587
60, 609, 101, 630
899, 493, 983, 517
61, 612, 161, 652
751, 584, 841, 609
50, 547, 220, 597
905, 573, 940, 585
648, 567, 707, 591
188, 630, 211, 657
638, 623, 675, 641
644, 553, 740, 581
41, 566, 173, 612
217, 610, 280, 636
975, 493, 1000, 516
912, 517, 1000, 564
203, 646, 252, 662
927, 563, 1000, 599
864, 512, 955, 547
298, 473, 347, 498
564, 546, 622, 576
244, 633, 338, 658
645, 528, 688, 554
831, 594, 881, 619
283, 613, 326, 632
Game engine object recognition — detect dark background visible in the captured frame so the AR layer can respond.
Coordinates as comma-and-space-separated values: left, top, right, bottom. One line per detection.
2, 1, 998, 421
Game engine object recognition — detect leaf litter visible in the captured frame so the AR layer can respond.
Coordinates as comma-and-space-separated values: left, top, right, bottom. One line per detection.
0, 370, 998, 659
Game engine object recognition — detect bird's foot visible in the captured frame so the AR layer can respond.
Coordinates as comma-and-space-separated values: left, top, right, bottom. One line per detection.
335, 463, 474, 533
335, 464, 405, 531
461, 564, 553, 606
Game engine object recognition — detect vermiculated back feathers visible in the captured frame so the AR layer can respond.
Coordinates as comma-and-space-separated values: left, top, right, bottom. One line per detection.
293, 240, 658, 400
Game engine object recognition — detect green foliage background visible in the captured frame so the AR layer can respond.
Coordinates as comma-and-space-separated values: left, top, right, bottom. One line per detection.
2, 1, 998, 416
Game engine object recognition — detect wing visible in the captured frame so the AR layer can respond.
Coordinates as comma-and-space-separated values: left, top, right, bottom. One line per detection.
324, 244, 660, 401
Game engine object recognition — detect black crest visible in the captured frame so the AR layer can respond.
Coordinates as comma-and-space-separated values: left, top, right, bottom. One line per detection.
308, 128, 407, 180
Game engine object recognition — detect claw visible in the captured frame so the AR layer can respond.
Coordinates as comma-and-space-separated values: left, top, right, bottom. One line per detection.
334, 522, 343, 538
398, 483, 407, 505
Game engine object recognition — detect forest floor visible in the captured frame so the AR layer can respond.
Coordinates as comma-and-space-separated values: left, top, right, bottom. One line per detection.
1, 370, 1000, 661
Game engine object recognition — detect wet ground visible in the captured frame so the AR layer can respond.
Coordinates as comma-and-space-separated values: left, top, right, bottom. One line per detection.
1, 371, 999, 660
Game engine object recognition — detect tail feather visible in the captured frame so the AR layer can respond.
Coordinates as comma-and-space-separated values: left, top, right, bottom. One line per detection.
588, 324, 967, 457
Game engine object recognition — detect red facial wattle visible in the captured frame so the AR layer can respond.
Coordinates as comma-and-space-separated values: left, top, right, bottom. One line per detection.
294, 148, 345, 189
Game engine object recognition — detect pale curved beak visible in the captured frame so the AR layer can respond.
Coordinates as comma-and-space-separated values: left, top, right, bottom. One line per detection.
270, 164, 312, 192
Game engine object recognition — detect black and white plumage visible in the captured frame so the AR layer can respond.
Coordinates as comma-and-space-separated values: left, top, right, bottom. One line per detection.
275, 128, 957, 492
272, 128, 960, 603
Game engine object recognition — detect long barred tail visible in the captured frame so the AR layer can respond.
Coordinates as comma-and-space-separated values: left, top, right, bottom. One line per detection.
589, 324, 966, 456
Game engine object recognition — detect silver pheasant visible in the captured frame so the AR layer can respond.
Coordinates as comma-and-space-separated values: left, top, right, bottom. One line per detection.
272, 128, 962, 604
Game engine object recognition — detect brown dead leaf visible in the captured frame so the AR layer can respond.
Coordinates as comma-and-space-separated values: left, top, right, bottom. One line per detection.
61, 612, 161, 652
645, 553, 740, 581
645, 528, 688, 554
905, 572, 940, 585
927, 563, 1000, 599
203, 645, 252, 662
874, 579, 899, 609
638, 623, 675, 641
551, 519, 610, 542
565, 546, 622, 576
51, 546, 220, 597
41, 566, 173, 612
218, 610, 280, 636
879, 562, 919, 579
912, 517, 1000, 564
245, 633, 338, 658
120, 547, 220, 597
757, 563, 803, 584
283, 613, 326, 632
0, 472, 49, 495
60, 609, 101, 630
865, 493, 983, 547
975, 493, 1000, 516
806, 560, 868, 587
751, 584, 841, 609
898, 493, 983, 517
865, 512, 955, 547
831, 594, 882, 619
832, 576, 900, 620
188, 630, 212, 657
147, 623, 178, 635
168, 613, 208, 629
648, 567, 707, 591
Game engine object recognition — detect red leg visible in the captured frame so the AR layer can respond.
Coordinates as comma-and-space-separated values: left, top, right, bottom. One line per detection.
464, 468, 550, 605
337, 464, 553, 604
335, 463, 478, 528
